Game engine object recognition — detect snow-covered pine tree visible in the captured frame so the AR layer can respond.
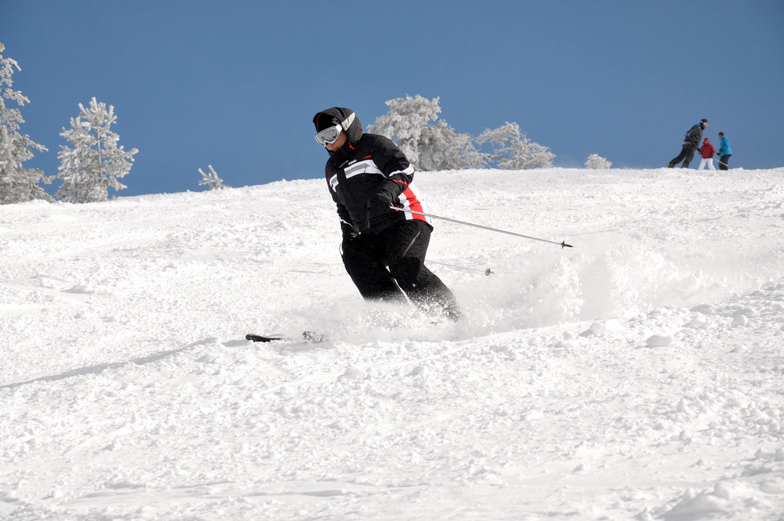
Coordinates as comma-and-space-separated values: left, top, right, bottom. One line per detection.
476, 122, 555, 170
418, 120, 485, 171
368, 94, 440, 168
56, 98, 138, 203
198, 165, 230, 190
585, 153, 612, 169
0, 42, 52, 205
368, 95, 482, 170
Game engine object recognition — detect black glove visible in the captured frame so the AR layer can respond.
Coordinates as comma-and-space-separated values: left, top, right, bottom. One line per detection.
340, 222, 359, 242
364, 192, 393, 228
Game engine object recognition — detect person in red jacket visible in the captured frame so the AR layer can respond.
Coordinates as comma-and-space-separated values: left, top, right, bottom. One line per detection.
697, 138, 716, 171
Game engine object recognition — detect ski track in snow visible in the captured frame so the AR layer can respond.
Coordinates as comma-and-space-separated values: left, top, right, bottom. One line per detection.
1, 168, 783, 520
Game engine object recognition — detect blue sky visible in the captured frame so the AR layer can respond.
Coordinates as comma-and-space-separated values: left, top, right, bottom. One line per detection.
2, 0, 783, 197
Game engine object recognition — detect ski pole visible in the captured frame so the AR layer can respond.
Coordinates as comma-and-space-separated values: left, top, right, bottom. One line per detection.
390, 207, 573, 248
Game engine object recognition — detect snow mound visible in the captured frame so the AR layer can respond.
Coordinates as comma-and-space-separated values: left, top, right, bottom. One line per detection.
2, 167, 783, 519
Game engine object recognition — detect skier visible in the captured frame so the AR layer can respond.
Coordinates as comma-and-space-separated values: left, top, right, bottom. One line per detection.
697, 138, 716, 171
312, 107, 460, 320
718, 132, 732, 170
668, 119, 709, 168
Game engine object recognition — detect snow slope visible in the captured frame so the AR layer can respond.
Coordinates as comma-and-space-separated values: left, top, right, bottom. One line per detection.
2, 167, 784, 520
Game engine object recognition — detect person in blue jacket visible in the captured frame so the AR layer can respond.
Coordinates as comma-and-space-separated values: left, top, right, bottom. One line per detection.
718, 132, 732, 170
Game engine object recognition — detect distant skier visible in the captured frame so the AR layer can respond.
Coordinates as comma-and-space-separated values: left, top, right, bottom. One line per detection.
718, 132, 732, 170
312, 107, 460, 320
667, 119, 709, 168
697, 138, 716, 171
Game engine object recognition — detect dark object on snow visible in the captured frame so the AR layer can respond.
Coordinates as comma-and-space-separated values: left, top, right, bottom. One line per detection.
246, 331, 325, 343
246, 334, 285, 343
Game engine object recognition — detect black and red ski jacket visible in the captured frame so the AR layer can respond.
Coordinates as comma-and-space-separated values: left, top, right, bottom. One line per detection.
315, 107, 430, 238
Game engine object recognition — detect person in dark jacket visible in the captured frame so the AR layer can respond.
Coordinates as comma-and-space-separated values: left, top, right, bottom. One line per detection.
668, 119, 709, 168
697, 138, 716, 171
312, 107, 459, 320
718, 132, 732, 170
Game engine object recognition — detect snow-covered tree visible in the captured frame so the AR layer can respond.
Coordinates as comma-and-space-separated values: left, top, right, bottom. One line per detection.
198, 165, 230, 190
476, 122, 555, 170
56, 98, 137, 203
368, 95, 482, 170
0, 42, 52, 204
370, 95, 554, 171
585, 154, 612, 169
368, 95, 439, 168
418, 120, 485, 171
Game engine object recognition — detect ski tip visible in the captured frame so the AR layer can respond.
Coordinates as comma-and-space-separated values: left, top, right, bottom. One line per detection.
245, 333, 285, 343
245, 331, 326, 343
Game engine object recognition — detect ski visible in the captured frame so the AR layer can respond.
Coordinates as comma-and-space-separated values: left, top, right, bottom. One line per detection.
245, 331, 326, 343
245, 334, 286, 343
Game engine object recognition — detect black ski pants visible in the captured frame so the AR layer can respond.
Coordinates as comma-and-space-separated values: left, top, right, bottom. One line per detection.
719, 154, 731, 170
669, 145, 696, 168
341, 220, 458, 317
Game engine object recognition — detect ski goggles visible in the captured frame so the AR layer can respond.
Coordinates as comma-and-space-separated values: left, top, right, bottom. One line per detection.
314, 125, 342, 147
314, 112, 355, 147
